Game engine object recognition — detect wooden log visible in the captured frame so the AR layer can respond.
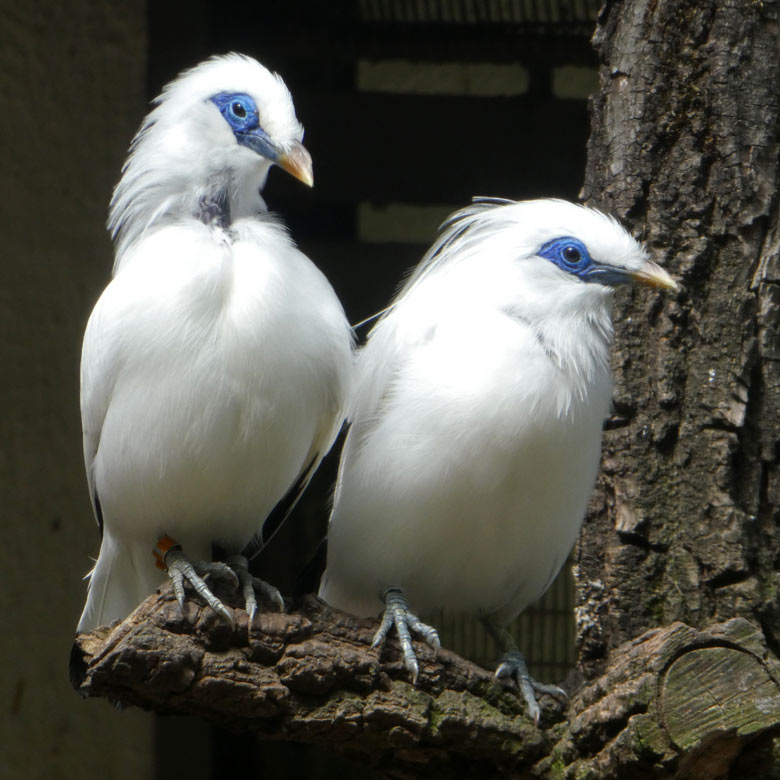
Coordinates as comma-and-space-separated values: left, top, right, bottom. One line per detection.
71, 583, 780, 779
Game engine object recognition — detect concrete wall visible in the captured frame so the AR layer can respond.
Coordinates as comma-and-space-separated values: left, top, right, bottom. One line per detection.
0, 2, 154, 777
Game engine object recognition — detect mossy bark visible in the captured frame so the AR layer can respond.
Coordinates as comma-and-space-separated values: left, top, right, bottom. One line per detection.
73, 588, 780, 778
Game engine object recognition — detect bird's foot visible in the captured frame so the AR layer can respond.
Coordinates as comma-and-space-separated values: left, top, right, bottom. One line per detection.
372, 587, 440, 684
154, 536, 238, 628
495, 650, 568, 725
225, 553, 285, 625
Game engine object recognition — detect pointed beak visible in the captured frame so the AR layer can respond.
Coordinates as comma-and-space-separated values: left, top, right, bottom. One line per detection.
630, 259, 678, 291
276, 141, 314, 187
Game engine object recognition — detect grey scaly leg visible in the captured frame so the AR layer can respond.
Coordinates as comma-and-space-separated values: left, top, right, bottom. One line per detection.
372, 588, 440, 684
482, 615, 567, 724
156, 538, 238, 628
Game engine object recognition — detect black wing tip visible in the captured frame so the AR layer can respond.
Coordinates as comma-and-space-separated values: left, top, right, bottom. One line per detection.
295, 536, 328, 597
94, 492, 104, 539
244, 454, 320, 561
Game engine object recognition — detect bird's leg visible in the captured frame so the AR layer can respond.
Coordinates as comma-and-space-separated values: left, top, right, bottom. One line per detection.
482, 616, 567, 724
225, 553, 285, 625
153, 535, 238, 628
372, 587, 440, 684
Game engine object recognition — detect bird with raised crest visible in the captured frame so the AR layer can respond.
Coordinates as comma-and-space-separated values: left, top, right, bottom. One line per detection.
318, 197, 677, 722
74, 54, 353, 639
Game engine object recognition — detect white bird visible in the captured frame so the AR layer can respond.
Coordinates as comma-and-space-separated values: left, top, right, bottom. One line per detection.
318, 198, 676, 720
76, 54, 353, 635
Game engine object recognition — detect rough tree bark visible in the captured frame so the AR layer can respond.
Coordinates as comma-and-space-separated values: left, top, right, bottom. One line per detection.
73, 585, 780, 779
72, 0, 780, 777
577, 0, 780, 683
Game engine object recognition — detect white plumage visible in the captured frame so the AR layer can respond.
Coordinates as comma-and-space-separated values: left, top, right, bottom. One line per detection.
77, 54, 352, 633
319, 198, 676, 715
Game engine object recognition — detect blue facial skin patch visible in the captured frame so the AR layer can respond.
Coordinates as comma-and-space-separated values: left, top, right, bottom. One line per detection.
210, 92, 279, 161
538, 236, 633, 286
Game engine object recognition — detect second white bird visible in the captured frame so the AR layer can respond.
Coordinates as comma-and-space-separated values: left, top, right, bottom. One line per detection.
319, 197, 676, 719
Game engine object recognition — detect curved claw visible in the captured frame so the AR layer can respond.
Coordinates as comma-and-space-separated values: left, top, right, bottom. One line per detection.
225, 554, 285, 628
251, 577, 285, 613
197, 560, 240, 588
372, 588, 440, 685
495, 650, 567, 725
162, 545, 236, 629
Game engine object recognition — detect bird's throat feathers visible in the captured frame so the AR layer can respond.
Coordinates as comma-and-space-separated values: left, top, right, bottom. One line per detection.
521, 292, 615, 414
197, 185, 232, 229
108, 148, 270, 271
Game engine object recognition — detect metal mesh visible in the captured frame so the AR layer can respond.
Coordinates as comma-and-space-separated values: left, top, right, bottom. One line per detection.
358, 0, 600, 27
422, 561, 576, 683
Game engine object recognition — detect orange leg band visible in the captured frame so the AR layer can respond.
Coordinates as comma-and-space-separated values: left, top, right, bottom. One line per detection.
153, 535, 180, 571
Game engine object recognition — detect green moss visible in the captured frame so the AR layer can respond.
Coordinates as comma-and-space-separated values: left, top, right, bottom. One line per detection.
427, 690, 529, 758
427, 705, 444, 735
573, 762, 597, 780
547, 756, 568, 780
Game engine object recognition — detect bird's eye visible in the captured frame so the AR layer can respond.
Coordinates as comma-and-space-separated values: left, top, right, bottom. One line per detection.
562, 245, 582, 265
210, 92, 259, 132
537, 236, 592, 277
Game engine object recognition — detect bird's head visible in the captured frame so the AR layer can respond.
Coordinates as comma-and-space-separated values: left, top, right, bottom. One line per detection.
109, 54, 312, 258
143, 53, 312, 190
206, 89, 312, 188
394, 198, 677, 383
404, 198, 677, 310
529, 202, 676, 293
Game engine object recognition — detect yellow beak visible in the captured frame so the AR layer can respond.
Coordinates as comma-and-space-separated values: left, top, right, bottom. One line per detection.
277, 141, 314, 188
630, 260, 678, 291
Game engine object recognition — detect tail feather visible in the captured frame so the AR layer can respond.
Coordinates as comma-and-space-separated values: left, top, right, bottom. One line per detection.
76, 532, 164, 633
318, 569, 380, 619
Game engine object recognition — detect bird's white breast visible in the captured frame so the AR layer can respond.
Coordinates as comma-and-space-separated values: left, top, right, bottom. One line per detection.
83, 218, 350, 554
321, 294, 612, 621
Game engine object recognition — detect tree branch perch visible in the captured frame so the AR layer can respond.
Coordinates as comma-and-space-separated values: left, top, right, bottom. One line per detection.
71, 583, 780, 778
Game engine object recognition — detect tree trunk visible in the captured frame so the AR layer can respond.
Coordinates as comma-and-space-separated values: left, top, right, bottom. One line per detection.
576, 0, 780, 679
71, 0, 780, 776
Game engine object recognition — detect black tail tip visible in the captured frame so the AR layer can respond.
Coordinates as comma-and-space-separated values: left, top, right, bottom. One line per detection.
68, 639, 88, 696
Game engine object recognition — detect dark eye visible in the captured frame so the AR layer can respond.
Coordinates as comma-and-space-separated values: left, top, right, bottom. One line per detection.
211, 92, 259, 131
537, 236, 591, 278
562, 245, 581, 265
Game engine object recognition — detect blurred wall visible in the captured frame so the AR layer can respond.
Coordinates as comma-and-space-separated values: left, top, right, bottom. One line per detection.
0, 2, 155, 778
